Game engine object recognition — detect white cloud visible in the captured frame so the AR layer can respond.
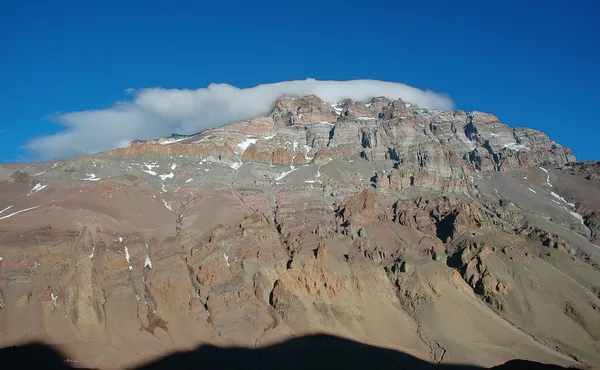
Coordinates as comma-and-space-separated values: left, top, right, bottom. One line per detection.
25, 78, 453, 160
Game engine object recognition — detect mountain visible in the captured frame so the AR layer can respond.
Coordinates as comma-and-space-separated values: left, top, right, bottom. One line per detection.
0, 95, 599, 369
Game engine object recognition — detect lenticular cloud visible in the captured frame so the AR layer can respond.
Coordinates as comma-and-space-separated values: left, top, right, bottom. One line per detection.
25, 78, 454, 160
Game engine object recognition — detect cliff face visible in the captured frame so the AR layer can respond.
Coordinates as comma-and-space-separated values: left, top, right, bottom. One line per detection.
103, 95, 576, 194
0, 95, 597, 369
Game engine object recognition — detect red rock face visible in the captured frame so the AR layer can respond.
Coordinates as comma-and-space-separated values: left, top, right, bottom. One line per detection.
271, 148, 293, 164
1, 94, 595, 369
271, 95, 338, 126
241, 144, 272, 163
339, 189, 377, 222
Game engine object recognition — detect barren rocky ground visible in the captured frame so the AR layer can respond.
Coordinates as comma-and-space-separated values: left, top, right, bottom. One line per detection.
0, 95, 599, 369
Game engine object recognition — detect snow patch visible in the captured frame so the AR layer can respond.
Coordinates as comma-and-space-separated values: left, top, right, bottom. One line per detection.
0, 205, 14, 215
224, 253, 230, 267
237, 138, 258, 152
28, 183, 47, 195
550, 192, 575, 207
331, 103, 343, 114
275, 165, 297, 180
0, 205, 41, 220
357, 116, 376, 121
186, 178, 193, 183
124, 246, 132, 270
539, 167, 552, 187
230, 162, 243, 170
160, 137, 188, 145
170, 163, 177, 170
503, 143, 530, 151
89, 246, 95, 259
83, 173, 101, 181
570, 211, 585, 224
50, 292, 58, 309
142, 163, 158, 176
144, 244, 152, 269
159, 172, 174, 181
162, 199, 173, 212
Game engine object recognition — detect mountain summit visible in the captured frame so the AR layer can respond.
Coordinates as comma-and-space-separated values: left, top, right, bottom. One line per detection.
0, 95, 598, 368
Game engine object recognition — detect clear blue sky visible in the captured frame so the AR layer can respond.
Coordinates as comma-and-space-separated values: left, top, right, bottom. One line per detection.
1, 0, 599, 163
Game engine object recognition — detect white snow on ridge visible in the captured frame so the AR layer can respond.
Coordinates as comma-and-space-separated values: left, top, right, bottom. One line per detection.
0, 206, 41, 220
275, 165, 297, 181
331, 103, 343, 115
539, 167, 553, 187
0, 205, 14, 215
144, 244, 152, 269
159, 172, 174, 181
237, 138, 258, 152
357, 116, 376, 121
124, 246, 132, 270
83, 173, 101, 181
162, 199, 173, 212
28, 183, 47, 196
160, 137, 189, 145
143, 163, 158, 176
527, 187, 537, 194
223, 253, 230, 267
550, 192, 576, 207
570, 211, 585, 224
503, 143, 530, 151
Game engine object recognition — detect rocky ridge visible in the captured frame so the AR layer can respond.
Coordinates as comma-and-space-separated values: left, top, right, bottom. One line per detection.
0, 95, 598, 369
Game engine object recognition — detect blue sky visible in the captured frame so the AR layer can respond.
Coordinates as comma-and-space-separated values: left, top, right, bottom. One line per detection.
1, 0, 598, 162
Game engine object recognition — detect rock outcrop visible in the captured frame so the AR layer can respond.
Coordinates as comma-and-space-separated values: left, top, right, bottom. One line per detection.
1, 94, 598, 369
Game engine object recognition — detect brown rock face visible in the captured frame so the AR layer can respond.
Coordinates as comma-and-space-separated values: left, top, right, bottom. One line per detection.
271, 95, 338, 126
339, 189, 376, 222
241, 144, 272, 163
271, 148, 293, 164
9, 171, 30, 183
1, 94, 597, 369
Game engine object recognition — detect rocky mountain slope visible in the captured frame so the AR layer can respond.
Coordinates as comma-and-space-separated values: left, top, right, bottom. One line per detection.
0, 95, 598, 369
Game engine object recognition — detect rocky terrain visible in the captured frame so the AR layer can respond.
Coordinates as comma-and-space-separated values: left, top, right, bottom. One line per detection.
0, 95, 599, 369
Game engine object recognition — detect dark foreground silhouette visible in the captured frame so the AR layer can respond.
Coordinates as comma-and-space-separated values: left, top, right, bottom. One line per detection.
0, 334, 579, 370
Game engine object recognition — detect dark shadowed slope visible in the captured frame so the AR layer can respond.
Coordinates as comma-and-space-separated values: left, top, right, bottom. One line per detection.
0, 335, 581, 370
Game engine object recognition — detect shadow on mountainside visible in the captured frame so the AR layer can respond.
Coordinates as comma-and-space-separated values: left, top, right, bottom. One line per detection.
0, 334, 578, 370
